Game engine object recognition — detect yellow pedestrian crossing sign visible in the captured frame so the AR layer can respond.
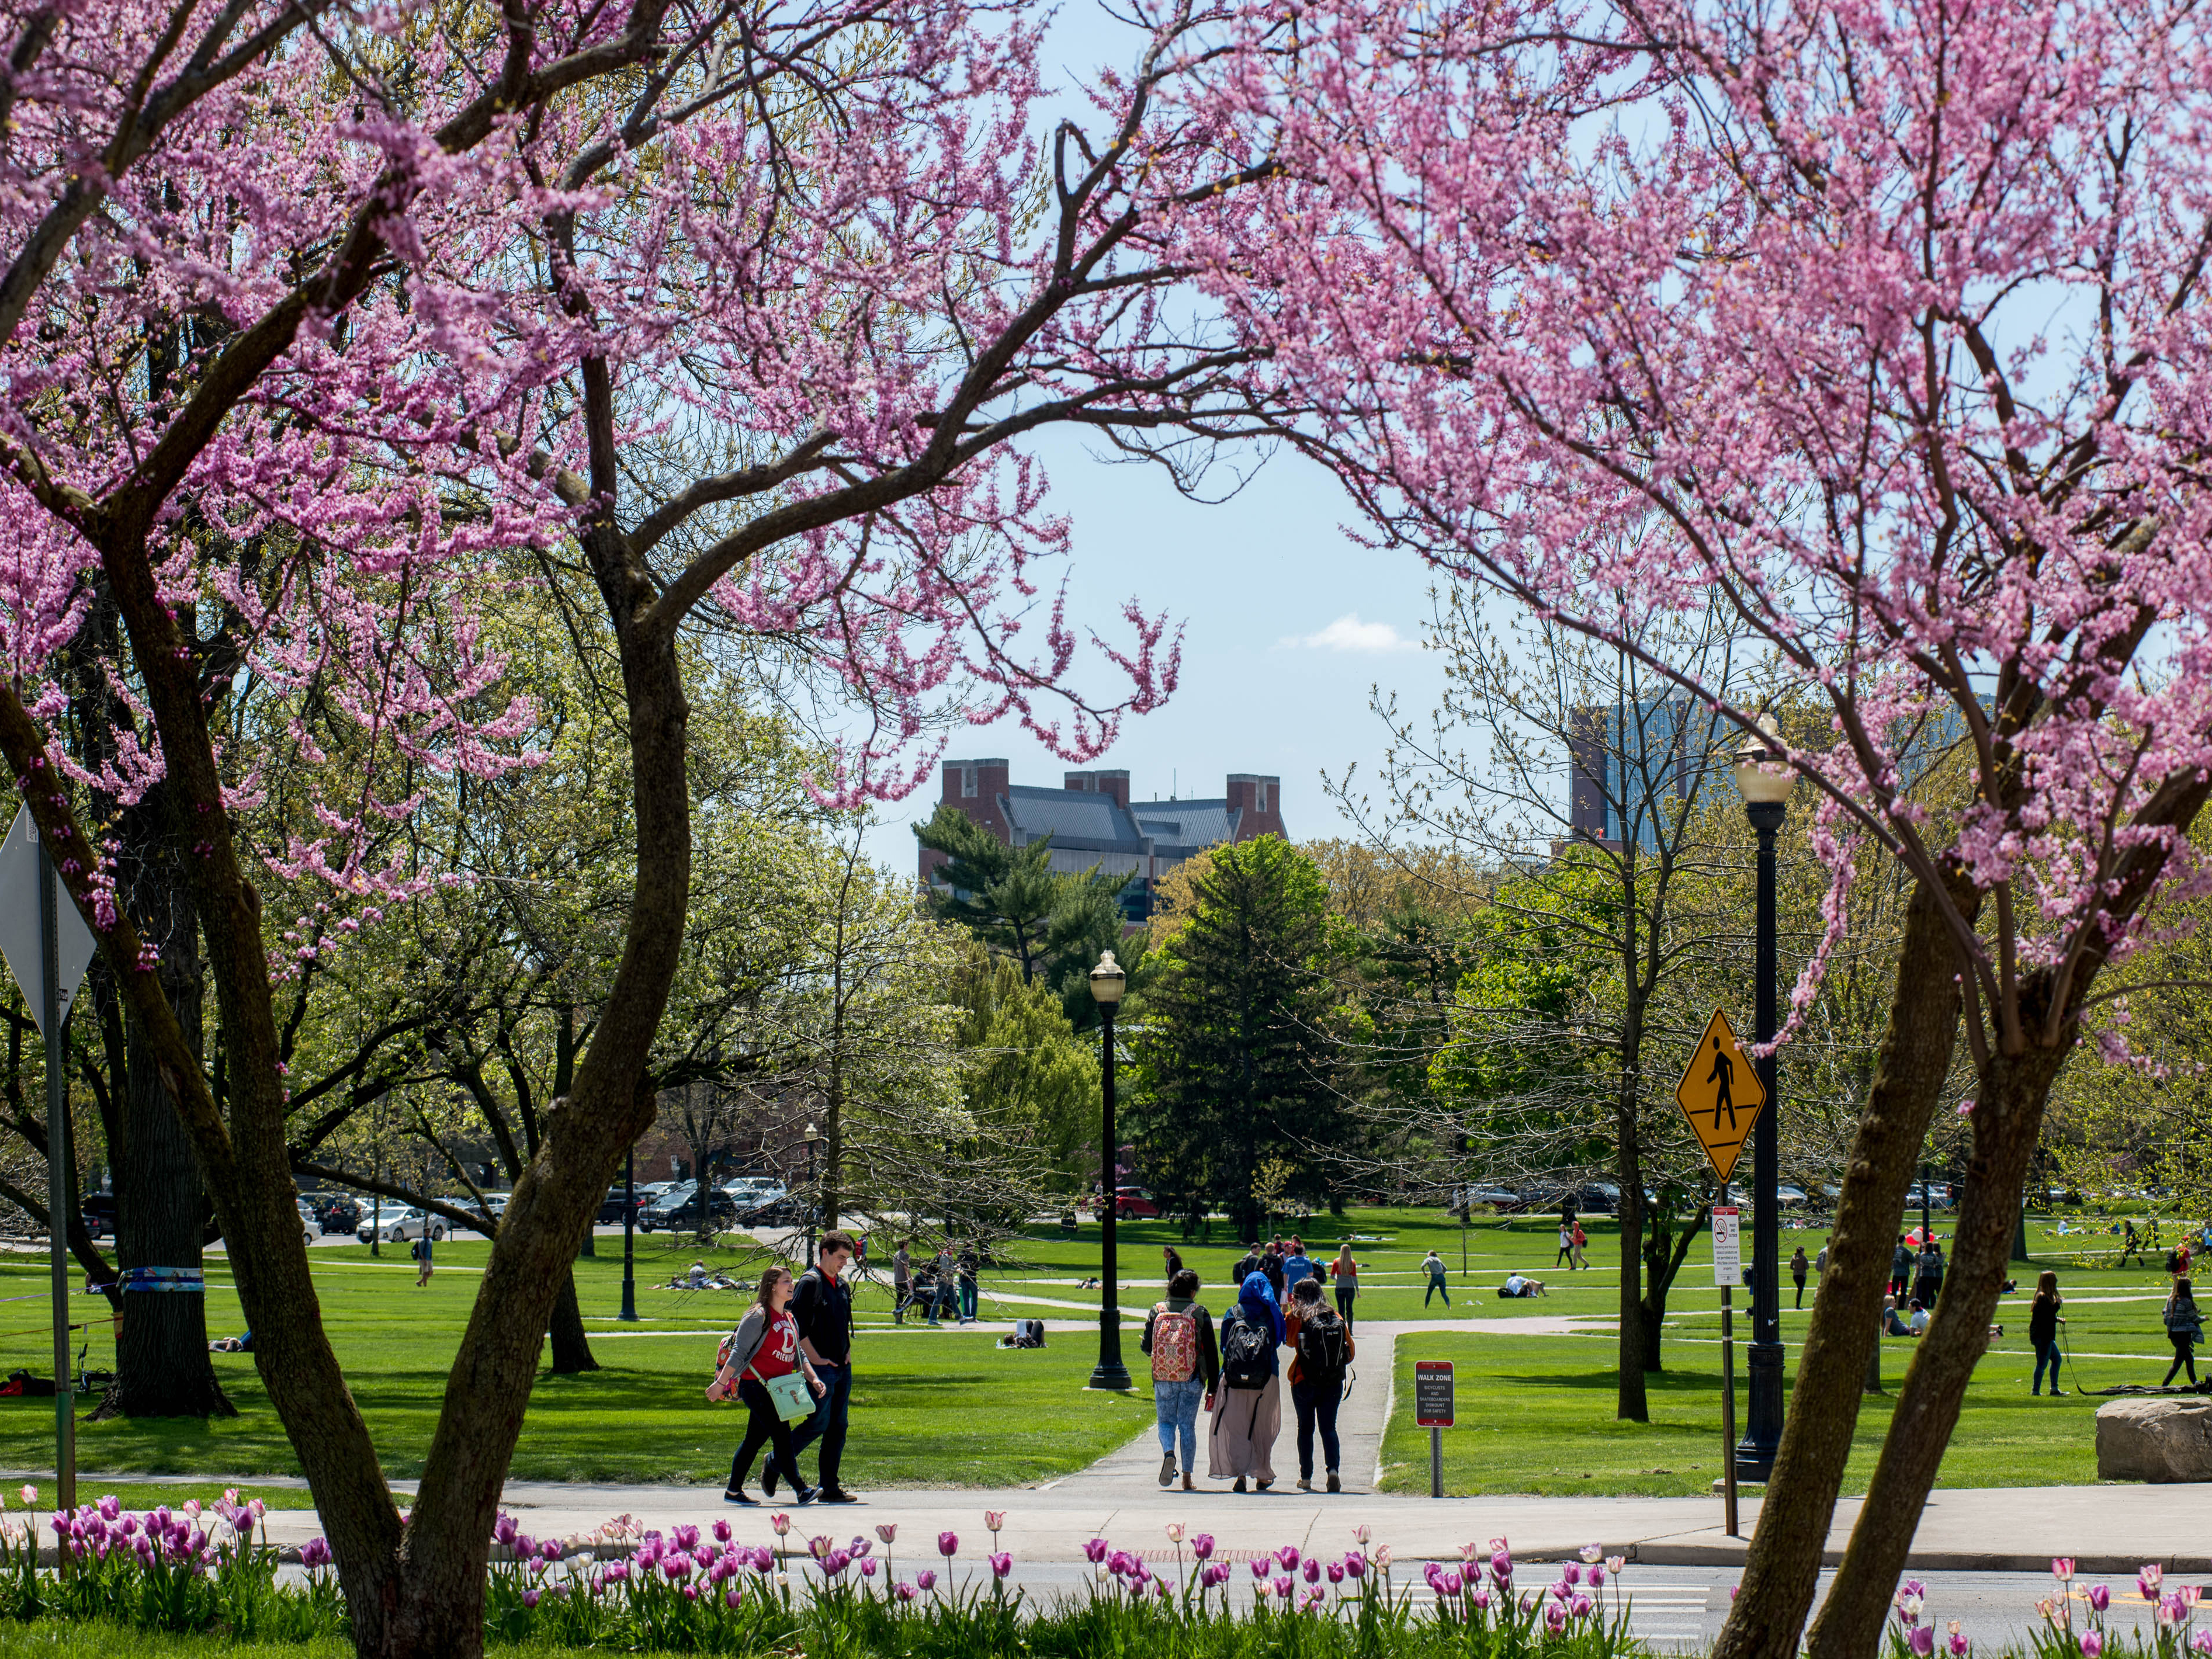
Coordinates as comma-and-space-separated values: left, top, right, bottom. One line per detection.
1674, 1008, 1766, 1184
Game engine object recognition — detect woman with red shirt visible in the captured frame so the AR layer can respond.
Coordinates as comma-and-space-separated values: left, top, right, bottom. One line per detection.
710, 1266, 825, 1504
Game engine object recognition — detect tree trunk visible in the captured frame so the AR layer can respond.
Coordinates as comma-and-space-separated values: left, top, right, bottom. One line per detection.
1711, 872, 1979, 1659
97, 974, 233, 1418
546, 1269, 599, 1375
1805, 1040, 2065, 1659
1617, 1123, 1648, 1419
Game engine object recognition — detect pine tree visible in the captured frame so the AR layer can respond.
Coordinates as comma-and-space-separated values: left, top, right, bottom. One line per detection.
1130, 836, 1348, 1237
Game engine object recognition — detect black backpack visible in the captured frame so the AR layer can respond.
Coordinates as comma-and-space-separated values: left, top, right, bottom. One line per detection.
1296, 1306, 1348, 1390
1220, 1309, 1274, 1390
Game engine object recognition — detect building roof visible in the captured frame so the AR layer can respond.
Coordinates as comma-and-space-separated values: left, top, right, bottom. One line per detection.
1130, 797, 1236, 855
1003, 785, 1147, 853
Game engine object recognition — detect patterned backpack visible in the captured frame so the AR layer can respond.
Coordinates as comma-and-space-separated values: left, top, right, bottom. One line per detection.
1150, 1302, 1198, 1383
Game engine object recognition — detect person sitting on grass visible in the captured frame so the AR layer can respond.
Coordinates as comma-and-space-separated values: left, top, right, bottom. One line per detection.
1881, 1296, 1913, 1337
1906, 1297, 1930, 1336
1497, 1272, 1547, 1299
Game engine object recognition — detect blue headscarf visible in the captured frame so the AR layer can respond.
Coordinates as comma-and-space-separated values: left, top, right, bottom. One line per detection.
1240, 1271, 1285, 1345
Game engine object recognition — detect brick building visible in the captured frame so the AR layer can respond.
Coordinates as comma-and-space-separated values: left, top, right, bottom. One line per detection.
919, 760, 1288, 921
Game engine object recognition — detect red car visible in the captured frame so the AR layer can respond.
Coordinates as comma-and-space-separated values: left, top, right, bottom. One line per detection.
1105, 1186, 1159, 1220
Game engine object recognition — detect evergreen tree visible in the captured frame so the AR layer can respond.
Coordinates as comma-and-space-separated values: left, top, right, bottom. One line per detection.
1129, 835, 1348, 1237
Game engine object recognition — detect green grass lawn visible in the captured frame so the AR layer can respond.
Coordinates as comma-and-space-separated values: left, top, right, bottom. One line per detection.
1374, 1213, 2196, 1497
0, 1203, 2185, 1498
0, 1239, 1151, 1489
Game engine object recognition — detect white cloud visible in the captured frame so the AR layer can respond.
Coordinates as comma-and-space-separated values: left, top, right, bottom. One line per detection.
1280, 612, 1421, 653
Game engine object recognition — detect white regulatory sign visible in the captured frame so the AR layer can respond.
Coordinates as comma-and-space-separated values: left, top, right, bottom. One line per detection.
1711, 1206, 1742, 1288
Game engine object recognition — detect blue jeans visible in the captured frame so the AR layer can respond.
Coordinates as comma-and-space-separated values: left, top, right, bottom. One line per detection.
959, 1279, 978, 1320
1154, 1377, 1205, 1470
1424, 1278, 1449, 1306
2033, 1339, 2062, 1393
769, 1360, 853, 1491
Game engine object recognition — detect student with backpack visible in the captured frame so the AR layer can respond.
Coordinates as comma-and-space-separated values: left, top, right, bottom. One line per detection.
1569, 1220, 1588, 1271
1142, 1268, 1220, 1491
1285, 1278, 1353, 1492
411, 1230, 434, 1287
1329, 1246, 1361, 1330
2164, 1278, 2204, 1386
1208, 1272, 1285, 1492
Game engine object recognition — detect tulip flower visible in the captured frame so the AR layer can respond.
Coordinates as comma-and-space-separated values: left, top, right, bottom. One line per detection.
1544, 1602, 1567, 1634
861, 1557, 879, 1578
1459, 1540, 1480, 1562
2090, 1585, 2112, 1612
1345, 1552, 1367, 1579
771, 1514, 791, 1536
1606, 1555, 1627, 1576
1192, 1533, 1216, 1560
1353, 1525, 1372, 1546
990, 1552, 1012, 1578
1563, 1562, 1582, 1586
713, 1520, 731, 1544
1274, 1575, 1295, 1598
2192, 1630, 2212, 1655
877, 1523, 899, 1544
2142, 1565, 2167, 1598
1375, 1546, 1393, 1569
1328, 1563, 1345, 1584
938, 1531, 959, 1558
1590, 1566, 1606, 1589
1165, 1523, 1185, 1544
1580, 1544, 1602, 1564
1442, 1571, 1464, 1596
1303, 1558, 1321, 1584
896, 1581, 917, 1602
1472, 1585, 1492, 1612
2055, 1559, 2078, 1580
522, 1589, 540, 1609
1253, 1557, 1271, 1580
1085, 1538, 1110, 1564
1909, 1625, 1934, 1657
917, 1570, 937, 1591
15, 1487, 32, 1505
1277, 1546, 1301, 1570
2082, 1634, 2104, 1658
1570, 1593, 1594, 1619
984, 1511, 1005, 1533
726, 1587, 744, 1609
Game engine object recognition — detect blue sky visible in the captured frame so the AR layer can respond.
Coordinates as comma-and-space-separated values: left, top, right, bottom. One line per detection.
858, 432, 1455, 876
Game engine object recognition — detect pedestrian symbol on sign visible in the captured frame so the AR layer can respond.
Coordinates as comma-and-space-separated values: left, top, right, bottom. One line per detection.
1673, 1008, 1766, 1183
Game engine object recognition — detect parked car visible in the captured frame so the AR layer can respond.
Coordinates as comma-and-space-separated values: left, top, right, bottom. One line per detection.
1774, 1183, 1811, 1208
639, 1186, 737, 1233
297, 1198, 324, 1237
80, 1192, 116, 1240
1904, 1182, 1955, 1212
738, 1191, 811, 1227
1457, 1184, 1522, 1211
1108, 1186, 1159, 1220
597, 1186, 648, 1224
356, 1206, 446, 1244
314, 1195, 362, 1233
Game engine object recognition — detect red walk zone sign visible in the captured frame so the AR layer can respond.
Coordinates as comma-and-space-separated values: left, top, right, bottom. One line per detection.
1414, 1360, 1454, 1428
1674, 1008, 1767, 1185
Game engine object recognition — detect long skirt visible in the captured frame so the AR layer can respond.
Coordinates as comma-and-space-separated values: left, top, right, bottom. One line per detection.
1208, 1375, 1281, 1481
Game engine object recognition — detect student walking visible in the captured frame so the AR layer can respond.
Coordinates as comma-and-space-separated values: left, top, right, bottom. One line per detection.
765, 1230, 858, 1504
1329, 1246, 1360, 1331
1282, 1239, 1316, 1293
2164, 1278, 2204, 1386
1162, 1245, 1184, 1285
1891, 1235, 1914, 1299
1569, 1220, 1588, 1271
1285, 1278, 1353, 1493
892, 1240, 913, 1325
956, 1247, 979, 1325
1209, 1272, 1284, 1492
929, 1245, 957, 1325
411, 1230, 434, 1287
1555, 1220, 1575, 1269
2121, 1220, 2145, 1268
2029, 1271, 2067, 1396
710, 1266, 826, 1505
1422, 1249, 1451, 1307
1142, 1268, 1219, 1491
1791, 1247, 1809, 1309
1913, 1240, 1944, 1312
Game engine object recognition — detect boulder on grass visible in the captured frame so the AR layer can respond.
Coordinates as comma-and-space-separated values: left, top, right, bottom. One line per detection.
2096, 1398, 2212, 1482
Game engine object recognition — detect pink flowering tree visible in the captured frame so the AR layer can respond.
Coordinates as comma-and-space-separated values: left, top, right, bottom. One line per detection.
0, 0, 1301, 1649
1215, 0, 2212, 1653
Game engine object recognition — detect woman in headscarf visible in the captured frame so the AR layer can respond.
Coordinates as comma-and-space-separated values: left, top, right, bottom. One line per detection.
1207, 1271, 1285, 1491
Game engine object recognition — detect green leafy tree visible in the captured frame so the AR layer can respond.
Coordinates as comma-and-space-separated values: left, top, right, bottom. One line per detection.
1128, 835, 1349, 1237
949, 946, 1101, 1192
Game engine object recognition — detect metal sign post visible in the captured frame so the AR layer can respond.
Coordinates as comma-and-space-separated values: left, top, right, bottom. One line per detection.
0, 809, 97, 1515
1713, 1199, 1742, 1537
1415, 1360, 1454, 1498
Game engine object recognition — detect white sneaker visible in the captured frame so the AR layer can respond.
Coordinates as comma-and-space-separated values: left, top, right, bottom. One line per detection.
1296, 1477, 1312, 1491
1159, 1453, 1176, 1487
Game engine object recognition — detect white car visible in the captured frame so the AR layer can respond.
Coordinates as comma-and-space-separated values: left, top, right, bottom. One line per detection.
355, 1206, 447, 1244
296, 1199, 323, 1242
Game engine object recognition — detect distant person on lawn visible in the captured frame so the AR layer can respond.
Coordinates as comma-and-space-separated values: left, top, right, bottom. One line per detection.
892, 1239, 913, 1325
411, 1229, 434, 1287
1142, 1268, 1219, 1491
1329, 1246, 1361, 1330
1422, 1249, 1450, 1307
2029, 1270, 2067, 1396
1282, 1238, 1316, 1292
1791, 1247, 1809, 1309
1499, 1273, 1546, 1299
764, 1231, 858, 1504
1555, 1220, 1575, 1269
1891, 1235, 1914, 1299
2165, 1278, 2204, 1387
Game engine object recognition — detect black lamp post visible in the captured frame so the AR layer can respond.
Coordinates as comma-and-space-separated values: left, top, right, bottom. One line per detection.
804, 1122, 821, 1264
619, 1147, 638, 1322
1087, 950, 1131, 1390
1733, 713, 1794, 1480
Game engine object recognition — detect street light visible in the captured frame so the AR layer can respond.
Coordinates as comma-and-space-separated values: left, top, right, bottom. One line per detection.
619, 1145, 637, 1322
1087, 950, 1131, 1390
804, 1122, 821, 1265
1732, 712, 1794, 1480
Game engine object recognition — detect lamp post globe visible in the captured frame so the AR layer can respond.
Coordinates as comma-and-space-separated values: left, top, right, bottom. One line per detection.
1732, 712, 1795, 1479
1087, 950, 1131, 1390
